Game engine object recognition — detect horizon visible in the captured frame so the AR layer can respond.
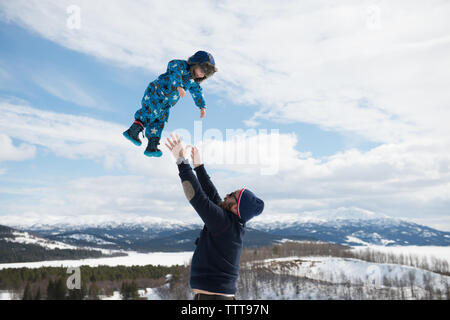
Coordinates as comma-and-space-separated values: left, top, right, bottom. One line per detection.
1, 208, 449, 234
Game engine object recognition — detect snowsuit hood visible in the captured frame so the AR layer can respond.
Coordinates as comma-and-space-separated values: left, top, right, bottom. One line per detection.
187, 51, 218, 83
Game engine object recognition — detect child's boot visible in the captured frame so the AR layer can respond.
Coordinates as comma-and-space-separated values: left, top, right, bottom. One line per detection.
123, 120, 144, 146
144, 137, 163, 157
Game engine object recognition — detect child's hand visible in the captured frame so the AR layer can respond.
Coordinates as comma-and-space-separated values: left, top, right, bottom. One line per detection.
177, 87, 186, 98
191, 146, 202, 168
200, 108, 206, 119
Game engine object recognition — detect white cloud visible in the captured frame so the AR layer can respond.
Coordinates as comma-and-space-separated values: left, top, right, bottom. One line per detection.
0, 134, 36, 162
0, 175, 195, 222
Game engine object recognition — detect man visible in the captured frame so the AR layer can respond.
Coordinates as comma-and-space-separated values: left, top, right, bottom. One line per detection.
165, 134, 264, 300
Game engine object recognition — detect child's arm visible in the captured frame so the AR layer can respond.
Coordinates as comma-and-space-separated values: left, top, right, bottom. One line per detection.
167, 60, 184, 90
188, 83, 206, 110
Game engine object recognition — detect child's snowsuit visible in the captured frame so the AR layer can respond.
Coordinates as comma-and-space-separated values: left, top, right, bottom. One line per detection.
135, 60, 206, 140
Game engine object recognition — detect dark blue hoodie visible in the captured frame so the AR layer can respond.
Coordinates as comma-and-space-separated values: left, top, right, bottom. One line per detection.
177, 161, 244, 295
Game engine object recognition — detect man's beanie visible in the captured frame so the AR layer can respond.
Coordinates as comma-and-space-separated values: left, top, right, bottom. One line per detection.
236, 187, 264, 223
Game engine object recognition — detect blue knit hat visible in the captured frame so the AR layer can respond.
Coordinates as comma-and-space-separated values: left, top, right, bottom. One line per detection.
236, 188, 264, 223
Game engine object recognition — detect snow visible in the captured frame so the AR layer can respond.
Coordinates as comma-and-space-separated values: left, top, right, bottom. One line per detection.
64, 234, 116, 245
2, 230, 122, 255
99, 287, 163, 300
249, 207, 398, 230
4, 215, 199, 231
253, 255, 450, 293
370, 232, 396, 245
0, 291, 15, 300
346, 236, 371, 246
99, 291, 122, 300
0, 251, 193, 270
351, 245, 450, 265
380, 239, 396, 246
4, 231, 79, 250
138, 287, 162, 300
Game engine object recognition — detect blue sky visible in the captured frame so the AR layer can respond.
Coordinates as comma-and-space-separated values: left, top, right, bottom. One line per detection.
1, 1, 450, 231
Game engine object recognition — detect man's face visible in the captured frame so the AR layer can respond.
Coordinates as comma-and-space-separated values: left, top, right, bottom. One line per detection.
219, 189, 241, 213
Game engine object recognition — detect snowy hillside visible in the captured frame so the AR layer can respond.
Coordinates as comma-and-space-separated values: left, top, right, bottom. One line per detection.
237, 255, 450, 300
2, 230, 79, 250
0, 225, 120, 263
1, 240, 449, 300
96, 252, 450, 300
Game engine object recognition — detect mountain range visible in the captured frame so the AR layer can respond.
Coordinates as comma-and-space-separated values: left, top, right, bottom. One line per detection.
3, 209, 449, 253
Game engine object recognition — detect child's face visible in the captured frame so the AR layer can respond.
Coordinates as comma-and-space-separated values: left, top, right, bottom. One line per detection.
193, 66, 205, 79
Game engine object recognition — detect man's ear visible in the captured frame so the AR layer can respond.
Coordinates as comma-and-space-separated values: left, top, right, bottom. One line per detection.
231, 204, 238, 215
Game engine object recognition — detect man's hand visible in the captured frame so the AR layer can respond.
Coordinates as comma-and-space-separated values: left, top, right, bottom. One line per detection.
191, 146, 203, 168
200, 108, 206, 119
165, 133, 190, 160
177, 87, 186, 98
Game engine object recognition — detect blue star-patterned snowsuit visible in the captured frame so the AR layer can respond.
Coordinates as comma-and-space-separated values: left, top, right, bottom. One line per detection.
134, 60, 206, 139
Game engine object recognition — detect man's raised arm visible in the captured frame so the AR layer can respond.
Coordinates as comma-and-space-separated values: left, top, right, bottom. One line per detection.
165, 134, 227, 233
191, 146, 221, 205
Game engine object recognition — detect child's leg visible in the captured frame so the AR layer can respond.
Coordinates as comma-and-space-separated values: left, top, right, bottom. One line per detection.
134, 104, 153, 127
143, 108, 169, 157
145, 120, 165, 140
123, 106, 149, 146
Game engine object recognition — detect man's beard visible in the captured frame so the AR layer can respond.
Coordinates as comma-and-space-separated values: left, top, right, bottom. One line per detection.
218, 200, 234, 211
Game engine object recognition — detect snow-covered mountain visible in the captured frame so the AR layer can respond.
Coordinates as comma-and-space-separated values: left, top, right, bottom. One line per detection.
0, 225, 79, 250
0, 225, 121, 263
5, 208, 450, 251
249, 208, 450, 246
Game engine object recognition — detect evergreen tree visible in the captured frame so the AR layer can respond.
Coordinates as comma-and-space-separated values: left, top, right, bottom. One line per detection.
34, 287, 41, 300
88, 282, 99, 300
120, 281, 139, 300
46, 279, 54, 300
22, 282, 32, 300
47, 278, 66, 300
54, 278, 67, 300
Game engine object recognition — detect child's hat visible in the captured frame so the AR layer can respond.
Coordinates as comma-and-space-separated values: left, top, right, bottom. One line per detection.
188, 51, 216, 66
187, 51, 218, 82
235, 187, 264, 223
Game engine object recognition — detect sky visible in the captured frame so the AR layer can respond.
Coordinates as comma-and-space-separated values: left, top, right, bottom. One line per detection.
0, 0, 450, 231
